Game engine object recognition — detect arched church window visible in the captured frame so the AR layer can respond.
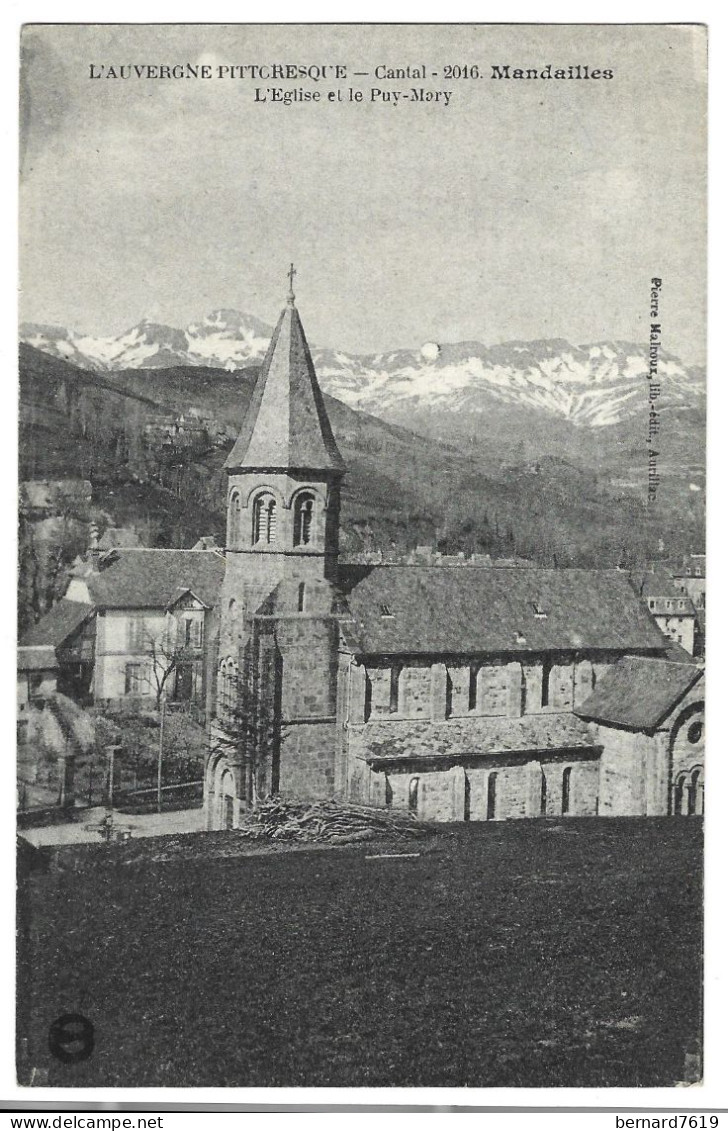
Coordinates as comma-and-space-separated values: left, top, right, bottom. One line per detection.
293, 493, 315, 547
218, 659, 228, 714
687, 720, 703, 745
228, 492, 241, 547
674, 773, 686, 816
253, 493, 277, 545
562, 767, 572, 815
487, 772, 498, 820
408, 777, 419, 814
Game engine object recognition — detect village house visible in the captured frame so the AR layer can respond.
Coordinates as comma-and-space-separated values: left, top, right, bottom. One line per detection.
20, 548, 224, 713
202, 278, 705, 829
631, 561, 705, 658
673, 553, 706, 611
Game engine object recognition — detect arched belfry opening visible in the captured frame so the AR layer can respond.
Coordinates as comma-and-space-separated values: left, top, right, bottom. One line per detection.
253, 493, 277, 545
293, 492, 315, 547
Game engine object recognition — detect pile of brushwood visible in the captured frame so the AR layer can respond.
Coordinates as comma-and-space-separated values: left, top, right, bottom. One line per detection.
236, 798, 427, 844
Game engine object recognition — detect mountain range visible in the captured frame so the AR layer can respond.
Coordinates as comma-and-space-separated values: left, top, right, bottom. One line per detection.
21, 310, 705, 435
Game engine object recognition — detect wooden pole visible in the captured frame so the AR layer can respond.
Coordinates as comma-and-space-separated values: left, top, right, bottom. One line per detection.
108, 744, 114, 809
157, 696, 166, 813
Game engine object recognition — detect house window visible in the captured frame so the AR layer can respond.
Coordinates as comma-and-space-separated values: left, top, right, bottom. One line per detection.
520, 665, 528, 715
364, 671, 372, 721
179, 616, 203, 649
541, 659, 552, 707
253, 493, 277, 544
127, 616, 148, 651
125, 662, 144, 695
28, 672, 44, 700
540, 769, 548, 816
297, 582, 306, 613
561, 767, 572, 815
293, 493, 315, 547
228, 491, 241, 546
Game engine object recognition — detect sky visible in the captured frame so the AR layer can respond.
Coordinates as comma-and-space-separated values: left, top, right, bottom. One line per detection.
19, 23, 707, 363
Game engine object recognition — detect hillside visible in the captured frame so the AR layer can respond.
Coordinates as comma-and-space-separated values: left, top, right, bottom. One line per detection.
21, 311, 705, 530
18, 342, 703, 590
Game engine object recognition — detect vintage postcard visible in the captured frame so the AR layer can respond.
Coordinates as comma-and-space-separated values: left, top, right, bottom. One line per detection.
16, 22, 706, 1092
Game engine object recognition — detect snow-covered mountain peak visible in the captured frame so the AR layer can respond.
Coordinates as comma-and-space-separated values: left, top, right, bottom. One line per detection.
20, 314, 705, 429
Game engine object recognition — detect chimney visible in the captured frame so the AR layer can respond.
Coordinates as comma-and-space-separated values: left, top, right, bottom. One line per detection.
88, 522, 100, 572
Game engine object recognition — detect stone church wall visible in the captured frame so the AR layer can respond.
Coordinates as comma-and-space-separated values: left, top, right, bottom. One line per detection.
670, 705, 705, 780
365, 656, 594, 722
596, 725, 662, 816
275, 617, 338, 799
279, 720, 337, 799
364, 753, 599, 823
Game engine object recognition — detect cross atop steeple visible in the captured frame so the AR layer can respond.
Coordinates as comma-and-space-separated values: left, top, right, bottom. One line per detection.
287, 262, 297, 306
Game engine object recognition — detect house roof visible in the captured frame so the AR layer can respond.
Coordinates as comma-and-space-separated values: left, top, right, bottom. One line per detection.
224, 300, 345, 474
660, 637, 700, 664
17, 645, 58, 671
338, 566, 666, 656
20, 600, 93, 648
647, 596, 696, 616
574, 657, 704, 730
353, 712, 595, 764
86, 549, 225, 610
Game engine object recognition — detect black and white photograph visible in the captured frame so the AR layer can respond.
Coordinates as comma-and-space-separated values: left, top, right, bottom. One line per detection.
15, 21, 707, 1094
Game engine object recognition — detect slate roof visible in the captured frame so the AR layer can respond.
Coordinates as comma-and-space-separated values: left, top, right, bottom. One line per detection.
630, 565, 676, 598
660, 637, 700, 664
574, 657, 704, 730
647, 596, 696, 616
353, 713, 595, 764
86, 549, 225, 610
224, 302, 345, 473
338, 566, 666, 656
17, 645, 58, 671
20, 600, 93, 648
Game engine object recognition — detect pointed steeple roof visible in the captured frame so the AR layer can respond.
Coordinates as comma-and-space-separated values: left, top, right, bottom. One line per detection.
224, 279, 345, 474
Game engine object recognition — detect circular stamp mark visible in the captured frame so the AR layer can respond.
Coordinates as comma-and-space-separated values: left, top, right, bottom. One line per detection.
48, 1013, 94, 1064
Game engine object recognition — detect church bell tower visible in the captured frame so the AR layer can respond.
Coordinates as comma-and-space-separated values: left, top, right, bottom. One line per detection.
208, 270, 347, 824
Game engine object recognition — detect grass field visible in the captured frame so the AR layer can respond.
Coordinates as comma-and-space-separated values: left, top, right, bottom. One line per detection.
18, 817, 702, 1088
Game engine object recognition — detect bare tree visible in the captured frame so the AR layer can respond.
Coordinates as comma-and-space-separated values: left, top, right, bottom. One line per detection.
140, 614, 198, 710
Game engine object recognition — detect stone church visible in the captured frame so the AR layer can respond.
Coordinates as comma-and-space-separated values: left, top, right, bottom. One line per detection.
204, 281, 705, 828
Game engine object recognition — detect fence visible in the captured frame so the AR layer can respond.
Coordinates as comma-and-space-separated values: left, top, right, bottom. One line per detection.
113, 780, 203, 814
